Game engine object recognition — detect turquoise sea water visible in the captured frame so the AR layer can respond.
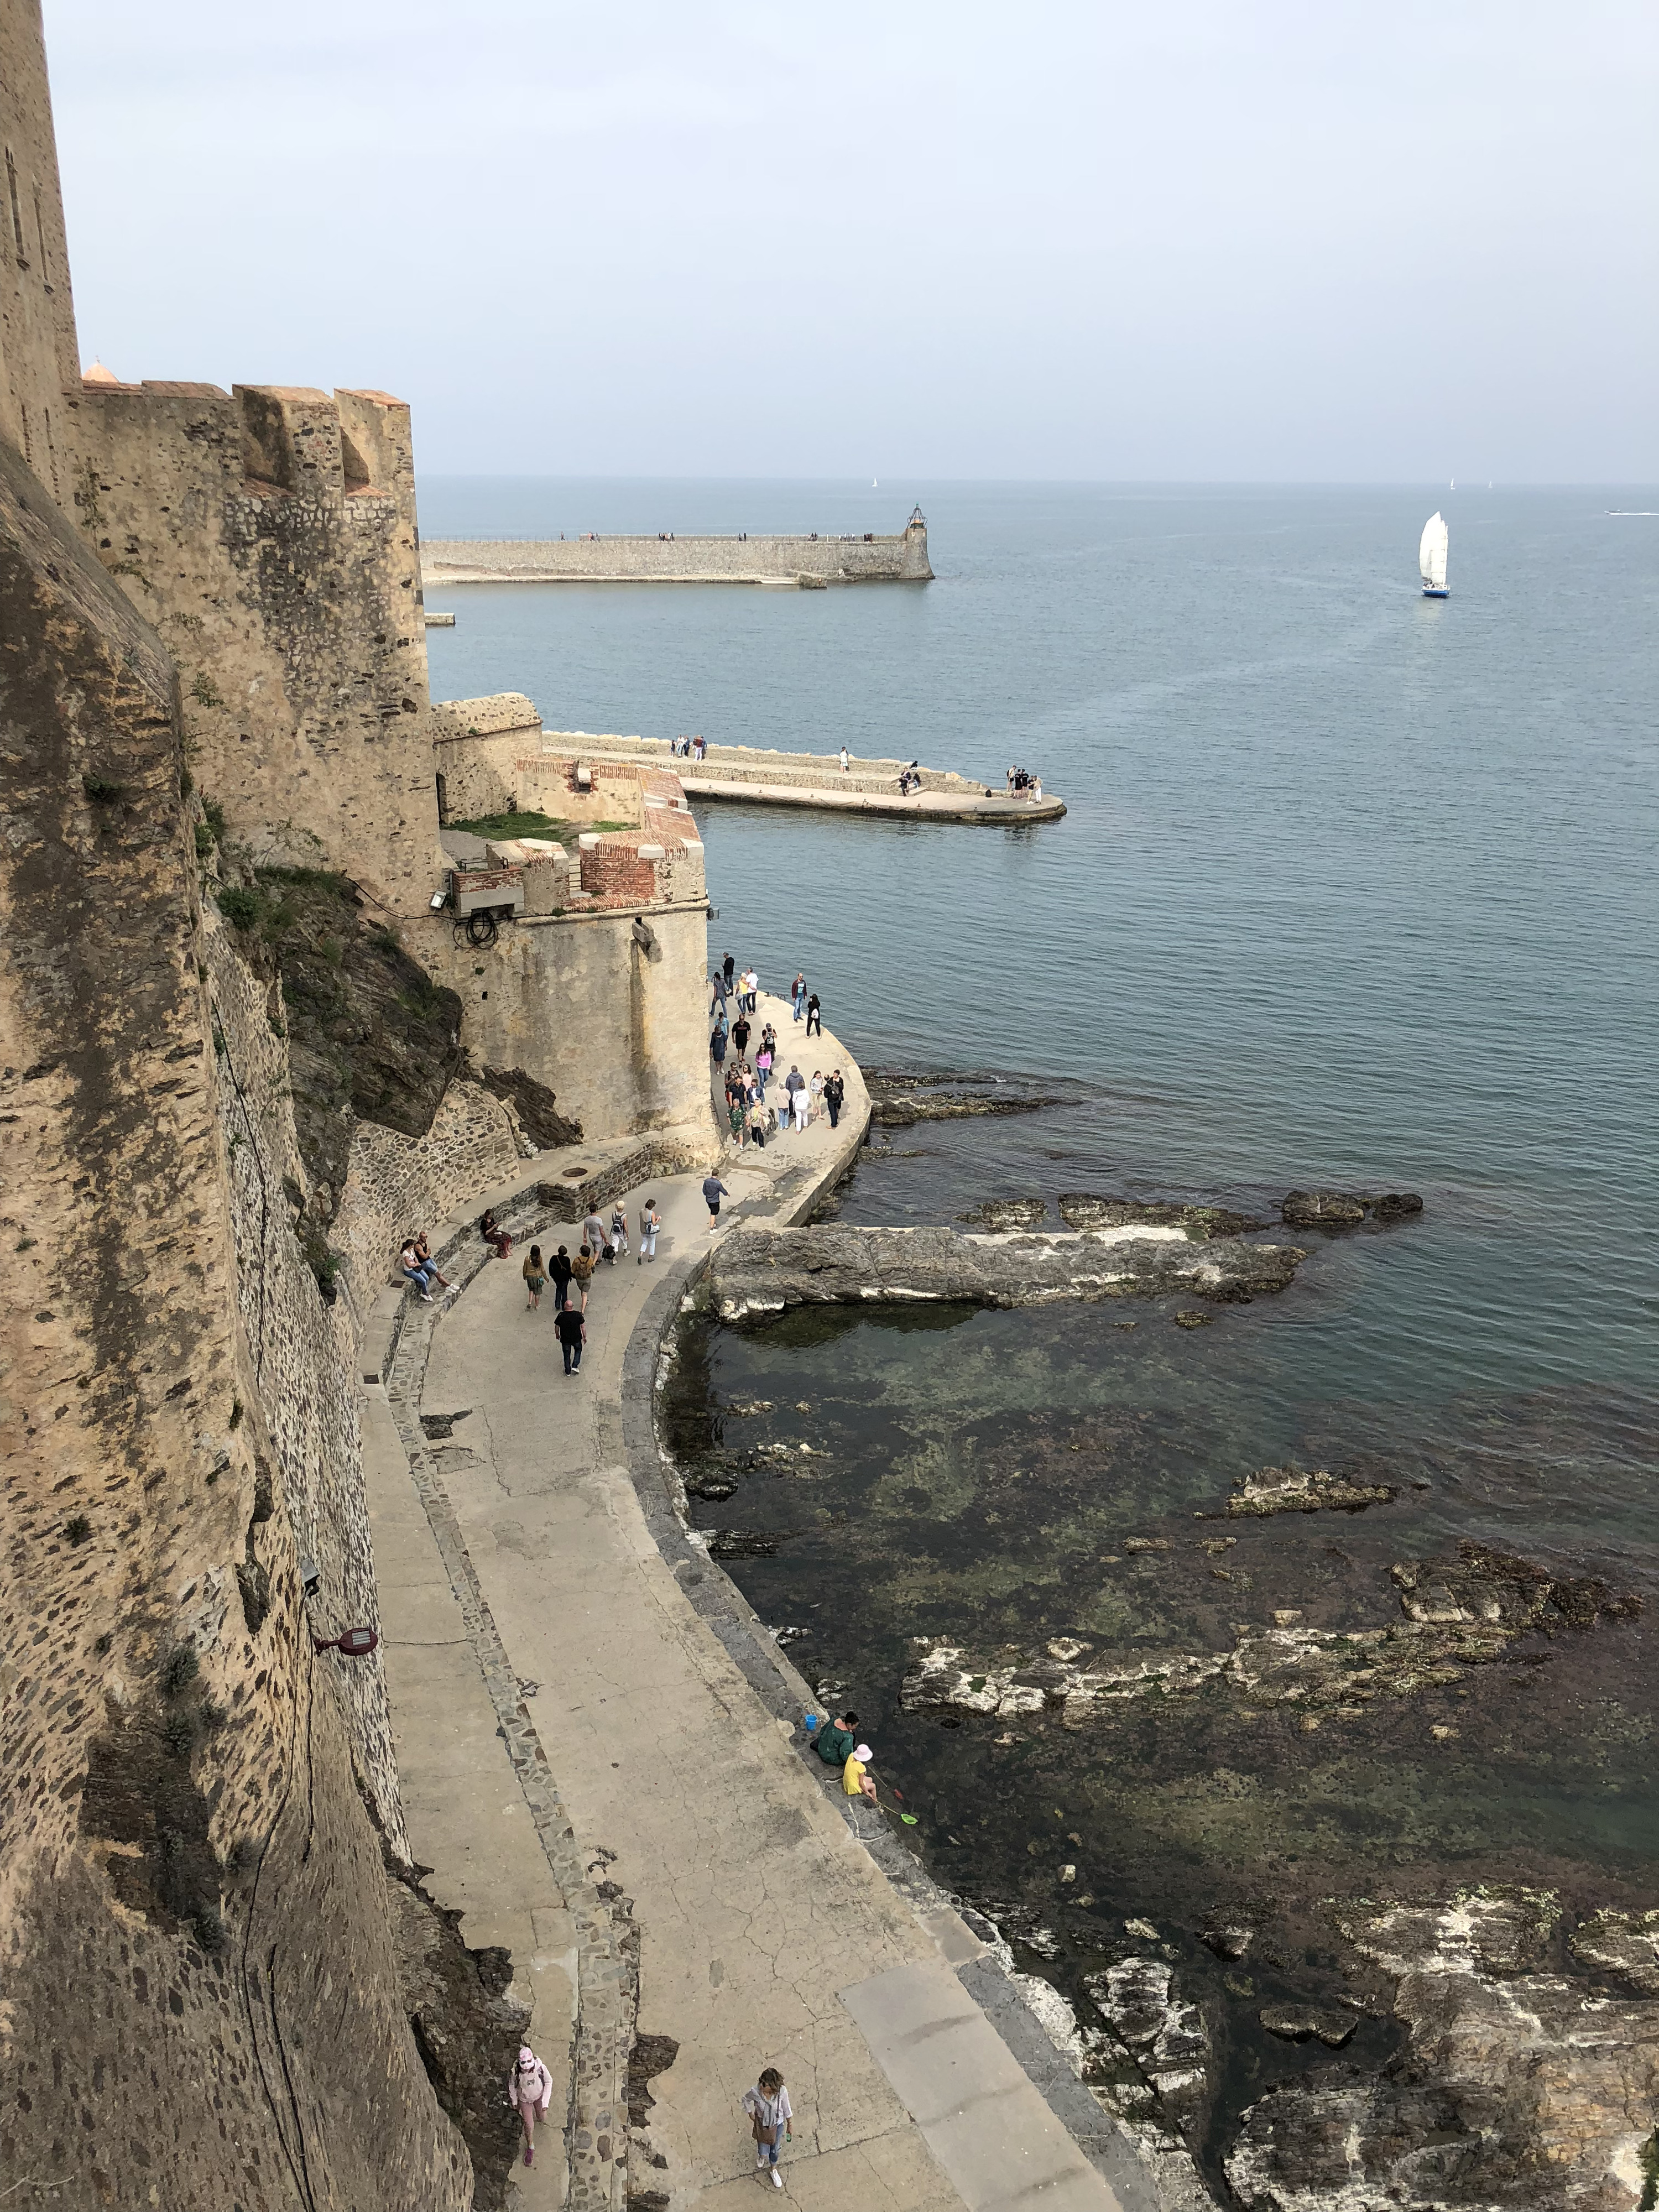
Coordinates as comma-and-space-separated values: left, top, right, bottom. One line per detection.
424, 481, 1659, 2168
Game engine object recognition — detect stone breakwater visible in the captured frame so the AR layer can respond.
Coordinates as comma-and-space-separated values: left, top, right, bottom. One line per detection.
421, 520, 932, 587
534, 731, 1067, 823
705, 1220, 1306, 1320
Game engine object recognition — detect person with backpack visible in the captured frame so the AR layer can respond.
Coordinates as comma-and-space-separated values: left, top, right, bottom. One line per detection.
609, 1202, 630, 1261
521, 1244, 547, 1310
509, 2043, 554, 2167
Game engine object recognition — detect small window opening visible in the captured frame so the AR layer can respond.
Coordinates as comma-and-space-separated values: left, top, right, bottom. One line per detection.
435, 770, 450, 826
340, 429, 373, 494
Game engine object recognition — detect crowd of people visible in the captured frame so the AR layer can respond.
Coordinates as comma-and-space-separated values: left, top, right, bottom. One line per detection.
669, 733, 708, 759
708, 956, 844, 1149
1006, 761, 1044, 798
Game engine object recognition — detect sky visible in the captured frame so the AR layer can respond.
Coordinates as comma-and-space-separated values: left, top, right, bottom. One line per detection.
43, 0, 1659, 481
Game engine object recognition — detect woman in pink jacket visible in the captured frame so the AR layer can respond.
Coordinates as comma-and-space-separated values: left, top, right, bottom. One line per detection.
509, 2043, 554, 2167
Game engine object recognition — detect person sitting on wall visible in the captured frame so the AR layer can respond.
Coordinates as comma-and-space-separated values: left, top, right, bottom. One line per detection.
410, 1232, 453, 1292
479, 1208, 512, 1259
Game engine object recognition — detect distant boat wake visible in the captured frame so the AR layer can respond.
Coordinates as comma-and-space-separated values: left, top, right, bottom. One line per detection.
1605, 510, 1659, 517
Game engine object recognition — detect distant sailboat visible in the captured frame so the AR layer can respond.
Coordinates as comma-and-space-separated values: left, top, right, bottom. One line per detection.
1420, 512, 1450, 598
872, 477, 878, 488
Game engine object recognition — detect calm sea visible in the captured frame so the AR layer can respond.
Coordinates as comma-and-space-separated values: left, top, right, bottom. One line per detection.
422, 479, 1659, 2170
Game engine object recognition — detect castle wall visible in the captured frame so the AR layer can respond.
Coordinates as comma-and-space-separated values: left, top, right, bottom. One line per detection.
0, 429, 471, 2210
0, 0, 79, 494
422, 520, 933, 586
428, 900, 713, 1139
65, 378, 446, 919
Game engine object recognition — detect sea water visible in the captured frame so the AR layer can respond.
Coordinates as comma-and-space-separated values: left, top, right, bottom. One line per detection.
423, 480, 1659, 2172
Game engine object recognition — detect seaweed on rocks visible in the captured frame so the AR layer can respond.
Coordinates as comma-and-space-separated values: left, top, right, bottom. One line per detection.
1059, 1195, 1269, 1239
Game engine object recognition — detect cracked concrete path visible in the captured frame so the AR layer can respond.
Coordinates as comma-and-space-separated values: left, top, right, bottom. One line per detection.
374, 999, 1126, 2208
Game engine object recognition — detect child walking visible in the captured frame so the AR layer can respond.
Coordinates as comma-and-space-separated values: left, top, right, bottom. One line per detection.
509, 2043, 554, 2167
742, 2067, 793, 2187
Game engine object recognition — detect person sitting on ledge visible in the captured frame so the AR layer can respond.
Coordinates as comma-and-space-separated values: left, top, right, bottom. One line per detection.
479, 1207, 512, 1258
814, 1710, 860, 1767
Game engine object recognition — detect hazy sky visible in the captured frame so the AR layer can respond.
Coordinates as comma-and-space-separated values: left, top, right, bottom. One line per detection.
44, 1, 1659, 480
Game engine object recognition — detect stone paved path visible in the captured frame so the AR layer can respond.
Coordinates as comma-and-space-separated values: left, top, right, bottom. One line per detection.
370, 1008, 1141, 2210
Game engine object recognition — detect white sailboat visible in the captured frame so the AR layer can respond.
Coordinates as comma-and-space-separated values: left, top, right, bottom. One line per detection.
1419, 511, 1449, 598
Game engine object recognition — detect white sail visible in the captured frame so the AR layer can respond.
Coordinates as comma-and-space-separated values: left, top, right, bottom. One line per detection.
1419, 512, 1449, 590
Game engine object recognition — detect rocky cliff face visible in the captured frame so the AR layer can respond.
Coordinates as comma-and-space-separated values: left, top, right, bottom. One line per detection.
0, 434, 472, 2207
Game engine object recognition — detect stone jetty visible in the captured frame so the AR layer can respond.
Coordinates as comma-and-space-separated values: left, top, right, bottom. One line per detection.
538, 730, 1067, 822
421, 508, 933, 586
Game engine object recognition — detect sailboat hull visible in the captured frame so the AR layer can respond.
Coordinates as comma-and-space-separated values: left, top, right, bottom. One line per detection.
1421, 586, 1450, 599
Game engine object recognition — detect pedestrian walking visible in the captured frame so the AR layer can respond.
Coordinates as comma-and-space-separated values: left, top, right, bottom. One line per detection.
743, 967, 759, 1015
571, 1241, 596, 1310
711, 1019, 728, 1067
839, 744, 850, 773
805, 991, 821, 1037
809, 1070, 825, 1123
732, 1013, 751, 1058
609, 1203, 630, 1260
549, 1244, 573, 1311
554, 1300, 586, 1375
582, 1208, 607, 1263
509, 2044, 555, 2168
754, 1041, 773, 1094
784, 1065, 805, 1130
824, 1070, 845, 1130
742, 2067, 794, 2187
747, 1098, 768, 1150
703, 1172, 729, 1230
722, 952, 735, 989
522, 1244, 547, 1309
711, 966, 728, 1015
637, 1198, 661, 1264
843, 1742, 878, 1803
729, 1090, 746, 1146
791, 973, 806, 1022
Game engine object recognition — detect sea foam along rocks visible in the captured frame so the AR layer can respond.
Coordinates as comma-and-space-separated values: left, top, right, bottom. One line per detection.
706, 1221, 1307, 1322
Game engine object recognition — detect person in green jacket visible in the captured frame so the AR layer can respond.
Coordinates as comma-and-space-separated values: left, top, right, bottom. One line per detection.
813, 1711, 860, 1769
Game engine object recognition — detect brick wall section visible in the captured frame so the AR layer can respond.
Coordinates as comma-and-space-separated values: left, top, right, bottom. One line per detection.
579, 843, 658, 900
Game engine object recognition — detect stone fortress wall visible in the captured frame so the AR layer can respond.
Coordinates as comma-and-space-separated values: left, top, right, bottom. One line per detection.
0, 1, 712, 2201
67, 376, 445, 919
422, 508, 933, 586
429, 691, 717, 1138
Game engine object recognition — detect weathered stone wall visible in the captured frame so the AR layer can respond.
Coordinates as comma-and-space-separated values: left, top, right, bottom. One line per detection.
431, 690, 541, 825
423, 517, 933, 585
0, 426, 471, 2209
333, 1079, 523, 1301
64, 377, 446, 918
427, 899, 714, 1140
0, 1, 79, 494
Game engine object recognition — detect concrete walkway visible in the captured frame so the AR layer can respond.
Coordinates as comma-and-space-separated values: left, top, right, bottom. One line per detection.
366, 1013, 1142, 2210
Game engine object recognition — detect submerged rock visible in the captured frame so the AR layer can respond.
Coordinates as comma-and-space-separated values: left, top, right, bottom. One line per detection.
1281, 1188, 1425, 1228
1570, 1910, 1659, 1995
900, 1545, 1640, 1725
1224, 1465, 1399, 1517
957, 1197, 1050, 1230
1060, 1194, 1269, 1238
1225, 1893, 1659, 2212
707, 1222, 1307, 1322
1258, 2002, 1354, 2048
1086, 1958, 1210, 2123
1172, 1310, 1213, 1328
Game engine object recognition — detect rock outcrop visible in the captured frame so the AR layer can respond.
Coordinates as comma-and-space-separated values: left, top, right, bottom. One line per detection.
1225, 1894, 1659, 2211
1223, 1464, 1399, 1517
707, 1222, 1307, 1321
1281, 1188, 1423, 1227
1060, 1194, 1268, 1238
900, 1543, 1640, 1725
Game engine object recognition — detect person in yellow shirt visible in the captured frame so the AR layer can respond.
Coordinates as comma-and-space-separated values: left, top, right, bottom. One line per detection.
843, 1744, 877, 1803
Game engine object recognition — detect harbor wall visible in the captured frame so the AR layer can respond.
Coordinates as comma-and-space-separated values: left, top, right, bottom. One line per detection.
422, 514, 932, 586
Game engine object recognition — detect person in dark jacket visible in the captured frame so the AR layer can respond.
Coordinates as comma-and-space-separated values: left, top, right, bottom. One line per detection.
554, 1301, 586, 1375
805, 992, 822, 1037
813, 1712, 860, 1768
823, 1070, 846, 1129
549, 1244, 573, 1311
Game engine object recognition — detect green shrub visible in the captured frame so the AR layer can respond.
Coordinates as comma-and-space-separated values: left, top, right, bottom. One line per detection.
450, 808, 562, 839
82, 771, 124, 802
65, 1514, 92, 1546
202, 799, 227, 843
217, 886, 261, 930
